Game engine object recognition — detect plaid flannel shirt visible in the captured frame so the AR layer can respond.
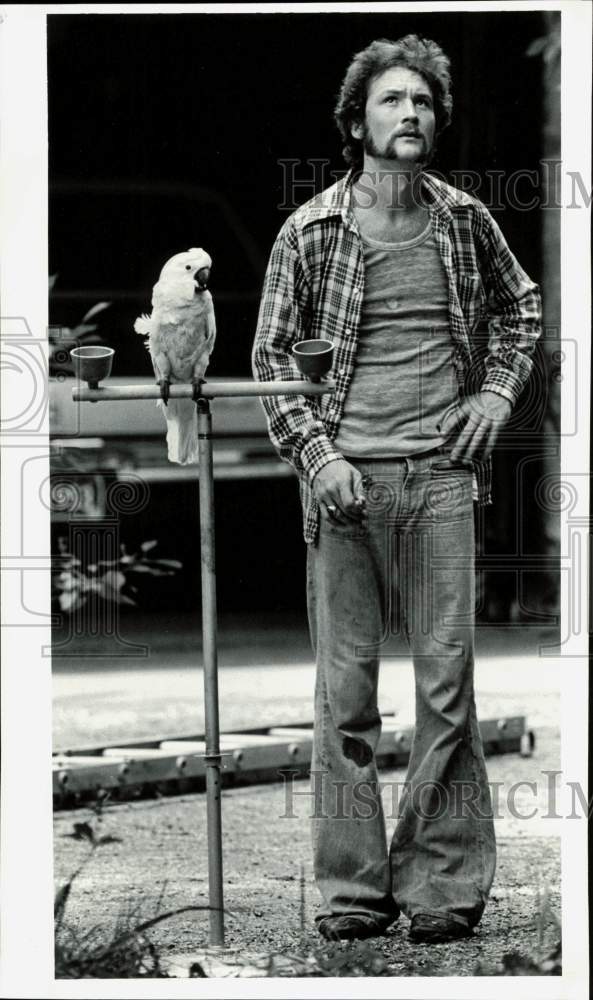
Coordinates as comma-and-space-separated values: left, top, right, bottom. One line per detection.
252, 170, 542, 545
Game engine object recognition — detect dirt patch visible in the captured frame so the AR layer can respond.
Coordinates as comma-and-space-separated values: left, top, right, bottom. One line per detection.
54, 726, 562, 977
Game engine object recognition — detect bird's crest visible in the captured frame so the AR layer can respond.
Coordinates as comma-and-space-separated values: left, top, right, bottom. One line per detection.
159, 248, 212, 280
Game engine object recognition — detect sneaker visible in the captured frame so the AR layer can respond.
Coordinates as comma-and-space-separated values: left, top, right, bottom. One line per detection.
409, 913, 473, 944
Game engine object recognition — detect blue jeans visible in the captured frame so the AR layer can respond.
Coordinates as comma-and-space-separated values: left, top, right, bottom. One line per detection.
306, 452, 496, 930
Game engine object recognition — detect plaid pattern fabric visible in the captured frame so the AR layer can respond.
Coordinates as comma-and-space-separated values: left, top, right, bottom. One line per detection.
252, 170, 542, 544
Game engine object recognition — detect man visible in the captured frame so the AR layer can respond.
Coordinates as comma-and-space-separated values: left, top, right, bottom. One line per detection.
252, 35, 541, 944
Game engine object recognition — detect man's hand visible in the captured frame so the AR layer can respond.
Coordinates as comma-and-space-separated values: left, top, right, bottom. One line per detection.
312, 459, 366, 524
442, 391, 512, 462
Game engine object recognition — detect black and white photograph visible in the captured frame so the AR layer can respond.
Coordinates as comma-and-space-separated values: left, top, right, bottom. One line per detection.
0, 2, 590, 995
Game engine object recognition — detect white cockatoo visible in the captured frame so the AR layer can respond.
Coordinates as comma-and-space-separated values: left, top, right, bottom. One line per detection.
135, 248, 216, 464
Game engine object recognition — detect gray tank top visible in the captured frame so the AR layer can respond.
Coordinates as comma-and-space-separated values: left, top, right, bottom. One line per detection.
335, 221, 459, 457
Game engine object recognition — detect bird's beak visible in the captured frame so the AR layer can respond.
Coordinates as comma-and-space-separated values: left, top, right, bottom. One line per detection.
194, 266, 210, 291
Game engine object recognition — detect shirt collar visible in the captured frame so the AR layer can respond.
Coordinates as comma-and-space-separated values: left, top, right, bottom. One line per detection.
302, 167, 454, 233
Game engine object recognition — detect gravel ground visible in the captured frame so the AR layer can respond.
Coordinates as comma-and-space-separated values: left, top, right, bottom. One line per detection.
54, 725, 562, 978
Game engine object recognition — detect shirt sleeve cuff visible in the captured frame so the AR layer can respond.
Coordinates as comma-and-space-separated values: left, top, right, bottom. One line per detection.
480, 376, 520, 408
299, 436, 345, 486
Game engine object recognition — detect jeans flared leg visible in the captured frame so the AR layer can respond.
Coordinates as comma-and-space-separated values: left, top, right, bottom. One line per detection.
389, 463, 496, 928
307, 517, 398, 926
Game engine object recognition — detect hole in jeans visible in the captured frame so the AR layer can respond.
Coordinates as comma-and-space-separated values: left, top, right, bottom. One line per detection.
342, 736, 373, 767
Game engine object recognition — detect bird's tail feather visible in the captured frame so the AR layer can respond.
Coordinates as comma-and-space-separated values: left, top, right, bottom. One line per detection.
158, 397, 199, 465
134, 314, 152, 337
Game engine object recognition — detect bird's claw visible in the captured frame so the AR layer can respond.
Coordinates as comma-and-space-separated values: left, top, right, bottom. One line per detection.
158, 379, 171, 405
192, 377, 206, 402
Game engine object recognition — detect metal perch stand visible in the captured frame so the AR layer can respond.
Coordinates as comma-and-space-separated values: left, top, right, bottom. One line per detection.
71, 342, 335, 949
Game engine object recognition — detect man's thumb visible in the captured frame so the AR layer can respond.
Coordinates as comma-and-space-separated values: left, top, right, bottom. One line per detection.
351, 467, 364, 500
438, 400, 467, 435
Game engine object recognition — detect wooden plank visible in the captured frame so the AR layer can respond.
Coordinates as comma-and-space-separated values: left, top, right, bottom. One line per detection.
229, 741, 312, 771
220, 733, 300, 747
159, 741, 207, 753
267, 728, 314, 740
381, 716, 415, 730
480, 716, 525, 741
53, 715, 532, 804
54, 752, 207, 795
53, 756, 120, 768
102, 747, 186, 760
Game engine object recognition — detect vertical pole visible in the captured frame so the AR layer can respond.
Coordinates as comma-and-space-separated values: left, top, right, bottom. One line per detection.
196, 398, 225, 948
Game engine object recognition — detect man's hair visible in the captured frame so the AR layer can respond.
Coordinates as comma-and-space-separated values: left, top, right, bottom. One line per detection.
334, 35, 453, 167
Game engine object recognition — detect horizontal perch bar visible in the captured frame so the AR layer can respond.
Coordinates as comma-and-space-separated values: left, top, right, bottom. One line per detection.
72, 380, 335, 402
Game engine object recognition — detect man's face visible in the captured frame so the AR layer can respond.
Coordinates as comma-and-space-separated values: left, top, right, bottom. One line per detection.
352, 66, 436, 166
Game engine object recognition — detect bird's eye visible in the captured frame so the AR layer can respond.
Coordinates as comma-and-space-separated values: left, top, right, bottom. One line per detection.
185, 264, 192, 270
